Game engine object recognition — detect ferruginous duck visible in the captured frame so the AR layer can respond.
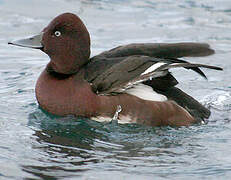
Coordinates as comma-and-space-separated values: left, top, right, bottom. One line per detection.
9, 13, 222, 126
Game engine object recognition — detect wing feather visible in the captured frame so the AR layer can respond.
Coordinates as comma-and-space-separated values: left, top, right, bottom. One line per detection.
84, 55, 222, 95
99, 43, 215, 58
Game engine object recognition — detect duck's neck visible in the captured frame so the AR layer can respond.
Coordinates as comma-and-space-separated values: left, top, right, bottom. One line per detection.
46, 63, 75, 80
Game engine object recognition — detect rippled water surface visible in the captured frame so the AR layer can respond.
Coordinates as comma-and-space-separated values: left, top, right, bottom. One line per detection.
1, 0, 231, 179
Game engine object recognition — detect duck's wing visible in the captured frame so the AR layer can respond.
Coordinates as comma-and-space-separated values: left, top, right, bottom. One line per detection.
98, 43, 215, 58
85, 55, 222, 95
85, 43, 221, 121
93, 43, 215, 80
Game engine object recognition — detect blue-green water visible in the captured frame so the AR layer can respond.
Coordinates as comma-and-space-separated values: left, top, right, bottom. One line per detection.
1, 0, 231, 179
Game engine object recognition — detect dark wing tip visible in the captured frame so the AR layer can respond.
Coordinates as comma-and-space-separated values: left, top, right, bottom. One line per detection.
189, 43, 215, 57
187, 65, 222, 79
191, 67, 208, 79
206, 48, 215, 56
162, 62, 223, 80
212, 66, 223, 71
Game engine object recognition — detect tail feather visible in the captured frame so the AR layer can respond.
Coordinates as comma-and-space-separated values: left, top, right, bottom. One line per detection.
156, 87, 211, 122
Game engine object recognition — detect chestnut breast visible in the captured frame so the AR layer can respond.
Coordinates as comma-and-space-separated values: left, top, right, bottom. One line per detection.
35, 70, 100, 117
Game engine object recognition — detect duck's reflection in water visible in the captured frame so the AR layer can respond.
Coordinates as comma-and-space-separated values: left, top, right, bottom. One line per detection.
22, 111, 109, 179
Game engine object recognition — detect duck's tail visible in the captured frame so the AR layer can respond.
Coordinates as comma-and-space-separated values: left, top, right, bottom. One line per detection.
157, 86, 210, 123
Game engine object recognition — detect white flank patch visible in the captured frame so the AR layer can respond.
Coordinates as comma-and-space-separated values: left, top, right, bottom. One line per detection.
91, 115, 132, 124
125, 83, 167, 101
91, 116, 112, 122
118, 115, 133, 124
141, 62, 166, 75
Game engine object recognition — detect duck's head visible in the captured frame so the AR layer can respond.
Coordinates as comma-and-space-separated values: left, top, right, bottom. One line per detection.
9, 13, 91, 75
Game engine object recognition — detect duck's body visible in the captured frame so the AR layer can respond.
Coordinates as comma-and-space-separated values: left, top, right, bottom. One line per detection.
9, 13, 222, 126
36, 69, 194, 126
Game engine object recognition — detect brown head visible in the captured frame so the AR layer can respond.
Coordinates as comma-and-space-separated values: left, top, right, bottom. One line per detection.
9, 13, 91, 74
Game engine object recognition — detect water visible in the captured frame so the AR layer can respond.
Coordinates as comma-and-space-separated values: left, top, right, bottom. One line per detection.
1, 0, 231, 179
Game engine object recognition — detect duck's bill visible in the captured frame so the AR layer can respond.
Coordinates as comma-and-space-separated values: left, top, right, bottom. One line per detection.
8, 33, 43, 49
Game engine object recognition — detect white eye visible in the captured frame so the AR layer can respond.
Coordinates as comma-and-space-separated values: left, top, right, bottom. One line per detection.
54, 31, 61, 37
